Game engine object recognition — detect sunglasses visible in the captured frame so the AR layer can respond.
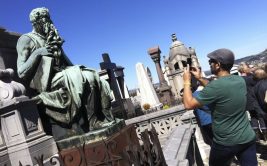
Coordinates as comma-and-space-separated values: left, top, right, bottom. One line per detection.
208, 59, 218, 65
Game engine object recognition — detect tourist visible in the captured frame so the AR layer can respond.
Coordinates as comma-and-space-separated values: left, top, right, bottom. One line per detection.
238, 62, 263, 141
238, 62, 251, 76
252, 66, 267, 141
183, 48, 257, 166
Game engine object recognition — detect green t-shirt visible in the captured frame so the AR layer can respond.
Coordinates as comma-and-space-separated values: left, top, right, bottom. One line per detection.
195, 75, 255, 146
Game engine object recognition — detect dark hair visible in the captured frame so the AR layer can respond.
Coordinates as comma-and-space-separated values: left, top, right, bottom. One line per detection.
220, 63, 233, 71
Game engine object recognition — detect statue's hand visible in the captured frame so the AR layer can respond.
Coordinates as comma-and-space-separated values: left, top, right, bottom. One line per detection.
35, 47, 53, 57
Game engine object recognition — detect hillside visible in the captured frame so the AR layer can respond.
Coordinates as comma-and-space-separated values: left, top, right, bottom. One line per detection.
235, 49, 267, 65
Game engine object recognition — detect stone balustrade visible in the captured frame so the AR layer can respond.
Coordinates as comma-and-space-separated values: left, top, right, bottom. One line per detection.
125, 104, 196, 144
125, 105, 203, 166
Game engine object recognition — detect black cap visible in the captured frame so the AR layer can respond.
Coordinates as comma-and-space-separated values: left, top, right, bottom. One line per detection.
207, 48, 235, 65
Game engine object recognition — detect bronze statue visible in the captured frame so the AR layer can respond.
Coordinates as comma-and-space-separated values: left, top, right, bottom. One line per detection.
16, 7, 115, 140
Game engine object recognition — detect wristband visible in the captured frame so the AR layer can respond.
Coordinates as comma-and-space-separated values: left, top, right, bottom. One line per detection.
184, 82, 191, 87
184, 81, 191, 85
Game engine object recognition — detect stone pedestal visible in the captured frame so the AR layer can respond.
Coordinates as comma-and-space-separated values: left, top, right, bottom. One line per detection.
0, 96, 58, 166
121, 98, 136, 118
0, 144, 10, 166
0, 117, 10, 166
158, 84, 173, 105
148, 47, 173, 106
59, 124, 139, 166
110, 98, 135, 119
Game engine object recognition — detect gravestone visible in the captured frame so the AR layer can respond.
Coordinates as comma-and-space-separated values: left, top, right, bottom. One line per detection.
114, 66, 130, 99
99, 53, 135, 119
147, 67, 153, 83
100, 53, 122, 101
136, 62, 162, 110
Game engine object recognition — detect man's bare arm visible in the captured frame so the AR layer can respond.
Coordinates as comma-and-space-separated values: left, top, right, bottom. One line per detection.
183, 65, 202, 109
183, 84, 202, 109
16, 35, 52, 79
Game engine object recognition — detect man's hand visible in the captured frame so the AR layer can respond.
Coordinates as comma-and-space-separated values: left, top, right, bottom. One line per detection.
190, 67, 202, 80
190, 66, 209, 86
183, 64, 191, 83
183, 64, 202, 110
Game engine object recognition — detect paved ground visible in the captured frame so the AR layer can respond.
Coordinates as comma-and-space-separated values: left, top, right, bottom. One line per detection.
257, 157, 267, 166
196, 131, 267, 166
257, 142, 267, 166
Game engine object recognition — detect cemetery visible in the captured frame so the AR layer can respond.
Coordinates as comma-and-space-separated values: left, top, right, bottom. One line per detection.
0, 6, 267, 166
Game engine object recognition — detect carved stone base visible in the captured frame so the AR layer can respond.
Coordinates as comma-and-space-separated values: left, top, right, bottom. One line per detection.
59, 124, 139, 166
158, 84, 173, 106
0, 146, 10, 166
8, 135, 58, 166
0, 97, 58, 165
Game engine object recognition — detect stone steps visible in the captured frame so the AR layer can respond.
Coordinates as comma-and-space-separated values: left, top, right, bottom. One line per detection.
163, 123, 195, 166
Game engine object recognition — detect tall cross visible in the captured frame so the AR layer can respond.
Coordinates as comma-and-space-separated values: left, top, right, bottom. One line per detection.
100, 53, 122, 101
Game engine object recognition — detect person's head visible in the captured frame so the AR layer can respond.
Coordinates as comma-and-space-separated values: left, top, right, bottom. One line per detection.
29, 7, 53, 36
207, 48, 235, 75
238, 62, 250, 75
253, 68, 267, 80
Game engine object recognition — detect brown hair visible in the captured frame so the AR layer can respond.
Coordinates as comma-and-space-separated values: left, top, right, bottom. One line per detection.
254, 68, 267, 80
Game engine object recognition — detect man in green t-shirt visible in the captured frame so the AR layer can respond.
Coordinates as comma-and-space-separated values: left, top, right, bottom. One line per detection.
183, 48, 257, 166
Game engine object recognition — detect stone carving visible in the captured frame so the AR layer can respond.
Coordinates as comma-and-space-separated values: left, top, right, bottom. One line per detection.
0, 68, 25, 101
16, 7, 116, 140
0, 68, 58, 166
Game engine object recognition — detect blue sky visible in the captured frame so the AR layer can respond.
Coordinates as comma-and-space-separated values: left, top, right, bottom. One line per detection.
1, 0, 267, 89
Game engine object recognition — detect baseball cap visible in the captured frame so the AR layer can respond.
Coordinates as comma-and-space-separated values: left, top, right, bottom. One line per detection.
207, 48, 235, 65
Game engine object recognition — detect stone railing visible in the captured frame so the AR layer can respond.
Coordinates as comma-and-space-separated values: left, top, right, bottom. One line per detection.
125, 105, 196, 144
125, 105, 201, 166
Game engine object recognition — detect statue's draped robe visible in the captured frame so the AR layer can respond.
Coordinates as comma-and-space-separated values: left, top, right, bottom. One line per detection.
17, 32, 114, 129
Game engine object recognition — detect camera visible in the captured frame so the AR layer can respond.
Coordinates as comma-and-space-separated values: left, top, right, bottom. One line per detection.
188, 58, 199, 71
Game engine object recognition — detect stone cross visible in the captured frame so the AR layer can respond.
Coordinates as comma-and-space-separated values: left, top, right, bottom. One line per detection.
100, 53, 122, 101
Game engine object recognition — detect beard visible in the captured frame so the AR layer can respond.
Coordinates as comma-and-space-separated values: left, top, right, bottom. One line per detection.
43, 22, 52, 35
34, 20, 52, 37
210, 66, 219, 75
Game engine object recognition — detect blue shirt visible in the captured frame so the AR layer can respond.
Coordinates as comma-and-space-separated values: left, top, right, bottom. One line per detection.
193, 91, 212, 126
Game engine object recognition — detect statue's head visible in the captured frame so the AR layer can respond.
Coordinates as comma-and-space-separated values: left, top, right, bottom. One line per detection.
29, 7, 53, 36
30, 7, 50, 23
